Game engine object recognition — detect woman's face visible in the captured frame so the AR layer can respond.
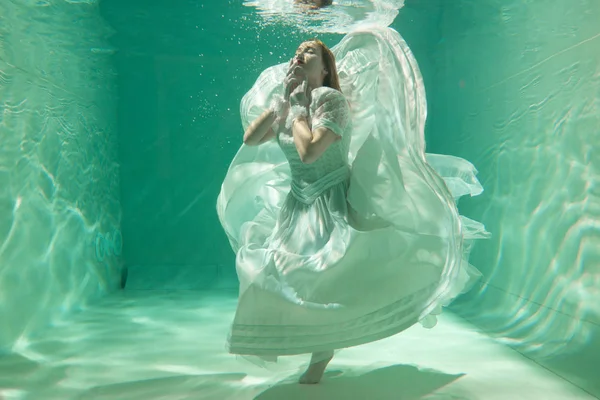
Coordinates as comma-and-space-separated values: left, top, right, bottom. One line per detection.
293, 41, 327, 87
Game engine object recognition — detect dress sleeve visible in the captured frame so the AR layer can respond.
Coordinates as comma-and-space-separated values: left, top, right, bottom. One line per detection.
310, 88, 350, 137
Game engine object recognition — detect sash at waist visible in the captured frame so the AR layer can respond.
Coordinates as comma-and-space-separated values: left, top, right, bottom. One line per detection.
290, 165, 350, 204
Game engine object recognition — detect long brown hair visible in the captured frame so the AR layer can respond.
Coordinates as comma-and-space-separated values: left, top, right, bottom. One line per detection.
309, 39, 341, 92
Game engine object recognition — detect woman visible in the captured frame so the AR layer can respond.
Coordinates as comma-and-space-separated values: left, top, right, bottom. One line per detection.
217, 27, 489, 384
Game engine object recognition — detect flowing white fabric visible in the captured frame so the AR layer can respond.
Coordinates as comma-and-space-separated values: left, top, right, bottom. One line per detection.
217, 26, 490, 359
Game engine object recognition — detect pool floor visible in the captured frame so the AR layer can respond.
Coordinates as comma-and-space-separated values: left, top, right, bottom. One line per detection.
1, 290, 596, 400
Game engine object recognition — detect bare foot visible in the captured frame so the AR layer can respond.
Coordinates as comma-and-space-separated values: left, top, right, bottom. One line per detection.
299, 351, 334, 384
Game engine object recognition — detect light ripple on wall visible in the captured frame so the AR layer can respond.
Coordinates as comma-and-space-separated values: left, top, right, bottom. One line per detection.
435, 0, 600, 360
0, 0, 121, 351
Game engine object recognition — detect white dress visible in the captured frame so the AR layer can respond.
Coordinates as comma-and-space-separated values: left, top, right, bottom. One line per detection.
217, 26, 489, 359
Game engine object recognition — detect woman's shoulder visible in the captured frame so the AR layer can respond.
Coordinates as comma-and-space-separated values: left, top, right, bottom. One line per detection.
311, 86, 346, 107
312, 86, 343, 97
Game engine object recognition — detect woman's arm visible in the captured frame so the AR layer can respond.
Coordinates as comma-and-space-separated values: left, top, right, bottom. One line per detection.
243, 109, 277, 146
292, 116, 340, 164
244, 62, 306, 146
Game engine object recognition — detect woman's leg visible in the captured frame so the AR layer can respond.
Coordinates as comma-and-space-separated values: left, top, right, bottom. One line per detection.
299, 350, 334, 384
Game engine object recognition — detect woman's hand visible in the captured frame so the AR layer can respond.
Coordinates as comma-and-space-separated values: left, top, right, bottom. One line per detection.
283, 61, 306, 102
289, 80, 311, 109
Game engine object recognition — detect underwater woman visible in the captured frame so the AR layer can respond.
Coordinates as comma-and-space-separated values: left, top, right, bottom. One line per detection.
217, 27, 489, 384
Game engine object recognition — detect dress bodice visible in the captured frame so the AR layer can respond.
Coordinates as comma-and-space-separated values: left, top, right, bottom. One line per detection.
276, 87, 352, 203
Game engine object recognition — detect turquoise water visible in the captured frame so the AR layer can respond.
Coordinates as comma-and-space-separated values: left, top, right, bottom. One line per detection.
1, 0, 599, 399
